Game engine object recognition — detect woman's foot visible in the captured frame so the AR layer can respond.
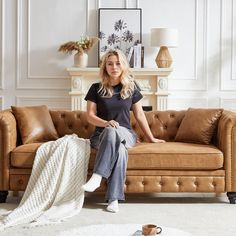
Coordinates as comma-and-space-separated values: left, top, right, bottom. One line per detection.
106, 200, 119, 213
82, 173, 102, 192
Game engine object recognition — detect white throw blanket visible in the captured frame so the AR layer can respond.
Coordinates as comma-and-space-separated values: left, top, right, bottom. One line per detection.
0, 134, 90, 230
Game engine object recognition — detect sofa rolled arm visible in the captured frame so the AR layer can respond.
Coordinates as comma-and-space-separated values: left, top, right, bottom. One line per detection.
217, 110, 236, 191
0, 110, 17, 190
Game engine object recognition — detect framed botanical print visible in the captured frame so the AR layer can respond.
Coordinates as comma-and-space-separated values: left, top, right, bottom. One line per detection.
98, 8, 142, 63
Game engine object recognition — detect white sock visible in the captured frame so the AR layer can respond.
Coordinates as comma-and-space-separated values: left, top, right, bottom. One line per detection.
106, 200, 119, 213
82, 173, 102, 192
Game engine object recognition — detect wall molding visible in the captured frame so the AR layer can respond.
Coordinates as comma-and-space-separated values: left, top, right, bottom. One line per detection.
168, 0, 208, 91
220, 98, 236, 111
220, 0, 236, 91
16, 95, 71, 109
27, 0, 69, 80
16, 0, 23, 89
168, 97, 208, 110
16, 0, 74, 89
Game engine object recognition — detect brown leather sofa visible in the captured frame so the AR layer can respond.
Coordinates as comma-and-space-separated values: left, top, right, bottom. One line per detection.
1, 108, 236, 204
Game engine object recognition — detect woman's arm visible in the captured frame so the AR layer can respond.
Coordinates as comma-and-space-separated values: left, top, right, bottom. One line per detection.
86, 101, 119, 128
132, 101, 165, 143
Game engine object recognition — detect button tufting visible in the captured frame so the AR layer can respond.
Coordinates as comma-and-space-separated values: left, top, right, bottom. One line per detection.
194, 181, 198, 186
18, 179, 24, 185
61, 114, 66, 118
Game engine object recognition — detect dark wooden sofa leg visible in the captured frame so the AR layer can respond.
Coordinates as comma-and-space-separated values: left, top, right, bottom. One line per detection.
227, 192, 236, 204
0, 191, 8, 203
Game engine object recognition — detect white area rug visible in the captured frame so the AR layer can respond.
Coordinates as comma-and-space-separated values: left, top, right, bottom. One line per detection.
58, 223, 192, 236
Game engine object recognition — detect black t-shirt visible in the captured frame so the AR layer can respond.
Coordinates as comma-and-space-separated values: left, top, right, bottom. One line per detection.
84, 82, 143, 131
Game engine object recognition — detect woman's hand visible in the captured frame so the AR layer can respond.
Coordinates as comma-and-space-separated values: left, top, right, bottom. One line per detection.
105, 120, 119, 128
132, 102, 166, 144
150, 137, 166, 143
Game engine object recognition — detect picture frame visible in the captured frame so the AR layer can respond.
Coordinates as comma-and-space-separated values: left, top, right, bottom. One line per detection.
98, 8, 142, 63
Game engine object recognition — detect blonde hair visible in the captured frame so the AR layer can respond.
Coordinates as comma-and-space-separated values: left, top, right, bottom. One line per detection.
98, 49, 135, 99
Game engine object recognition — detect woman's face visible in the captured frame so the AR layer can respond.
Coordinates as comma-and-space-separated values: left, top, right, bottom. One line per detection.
105, 55, 122, 80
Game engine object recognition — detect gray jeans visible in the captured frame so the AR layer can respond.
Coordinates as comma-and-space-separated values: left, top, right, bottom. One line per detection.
90, 126, 137, 201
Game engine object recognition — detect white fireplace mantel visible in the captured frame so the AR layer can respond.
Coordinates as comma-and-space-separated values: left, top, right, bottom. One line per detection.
67, 67, 173, 111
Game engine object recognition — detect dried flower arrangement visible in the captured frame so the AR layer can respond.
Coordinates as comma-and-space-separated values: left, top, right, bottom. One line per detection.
58, 36, 99, 54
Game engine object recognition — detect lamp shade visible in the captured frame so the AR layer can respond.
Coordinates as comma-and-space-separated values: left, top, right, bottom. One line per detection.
151, 28, 178, 48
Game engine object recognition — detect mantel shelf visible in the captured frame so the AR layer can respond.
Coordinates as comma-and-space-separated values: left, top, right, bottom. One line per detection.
67, 67, 173, 77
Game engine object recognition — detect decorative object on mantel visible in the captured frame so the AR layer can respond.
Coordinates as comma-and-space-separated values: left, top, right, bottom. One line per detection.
58, 36, 99, 67
74, 52, 88, 68
98, 8, 142, 63
151, 28, 178, 68
135, 80, 151, 91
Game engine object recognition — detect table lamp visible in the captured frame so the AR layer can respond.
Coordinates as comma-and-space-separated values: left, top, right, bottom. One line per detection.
151, 28, 178, 68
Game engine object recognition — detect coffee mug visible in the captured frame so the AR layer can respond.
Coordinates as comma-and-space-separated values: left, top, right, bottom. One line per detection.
142, 224, 162, 235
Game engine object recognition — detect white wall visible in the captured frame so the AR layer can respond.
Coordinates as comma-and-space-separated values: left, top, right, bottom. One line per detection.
0, 0, 235, 111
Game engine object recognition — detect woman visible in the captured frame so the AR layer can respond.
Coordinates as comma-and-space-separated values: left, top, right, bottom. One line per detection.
82, 49, 165, 213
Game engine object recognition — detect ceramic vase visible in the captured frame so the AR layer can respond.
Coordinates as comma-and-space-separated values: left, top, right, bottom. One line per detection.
74, 52, 88, 67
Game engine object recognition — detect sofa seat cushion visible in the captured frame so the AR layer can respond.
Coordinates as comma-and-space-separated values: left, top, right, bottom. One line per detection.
89, 142, 223, 170
11, 142, 223, 171
128, 142, 223, 170
11, 143, 42, 168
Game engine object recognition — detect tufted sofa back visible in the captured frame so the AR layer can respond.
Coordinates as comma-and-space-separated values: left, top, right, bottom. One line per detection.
49, 110, 95, 139
131, 110, 186, 142
49, 110, 186, 142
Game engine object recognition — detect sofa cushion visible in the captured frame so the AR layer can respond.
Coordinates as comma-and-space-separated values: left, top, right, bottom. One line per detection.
11, 142, 223, 170
128, 142, 223, 170
11, 105, 59, 144
174, 108, 223, 144
88, 142, 223, 170
10, 143, 42, 168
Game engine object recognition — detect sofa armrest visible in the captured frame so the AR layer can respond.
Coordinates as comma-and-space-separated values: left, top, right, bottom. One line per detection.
0, 110, 17, 190
217, 110, 236, 191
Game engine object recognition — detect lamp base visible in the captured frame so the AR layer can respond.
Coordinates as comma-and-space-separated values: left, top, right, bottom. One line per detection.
155, 46, 173, 68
